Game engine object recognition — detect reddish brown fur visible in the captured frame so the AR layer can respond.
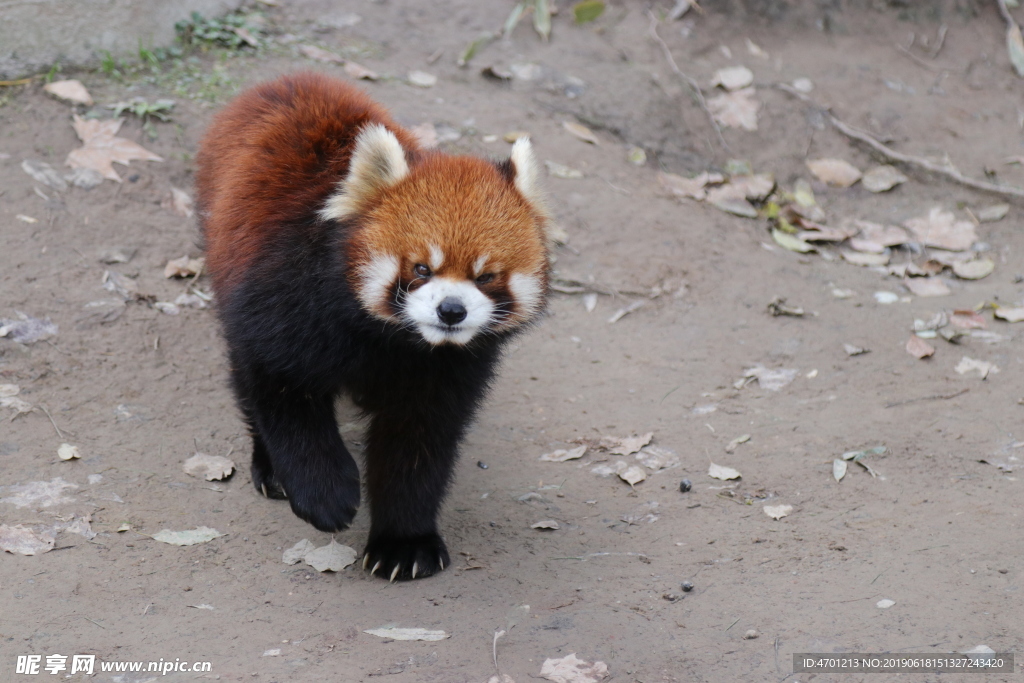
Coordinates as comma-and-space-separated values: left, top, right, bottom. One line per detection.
195, 72, 421, 294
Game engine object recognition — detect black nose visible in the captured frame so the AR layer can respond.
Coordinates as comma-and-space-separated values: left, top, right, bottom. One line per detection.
437, 298, 467, 326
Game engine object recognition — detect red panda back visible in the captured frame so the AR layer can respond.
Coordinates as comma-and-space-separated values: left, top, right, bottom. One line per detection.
195, 72, 421, 295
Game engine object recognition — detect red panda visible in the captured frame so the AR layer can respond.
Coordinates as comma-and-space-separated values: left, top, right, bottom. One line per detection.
194, 72, 550, 581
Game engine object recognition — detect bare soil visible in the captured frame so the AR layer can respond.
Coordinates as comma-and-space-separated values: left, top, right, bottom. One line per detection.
1, 2, 1022, 681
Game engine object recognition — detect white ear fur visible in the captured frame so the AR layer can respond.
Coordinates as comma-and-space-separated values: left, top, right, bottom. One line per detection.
509, 137, 541, 204
320, 124, 410, 221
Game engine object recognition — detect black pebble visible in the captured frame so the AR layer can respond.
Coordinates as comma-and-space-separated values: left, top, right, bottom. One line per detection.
681, 580, 694, 592
127, 173, 140, 183
679, 479, 692, 493
477, 461, 488, 469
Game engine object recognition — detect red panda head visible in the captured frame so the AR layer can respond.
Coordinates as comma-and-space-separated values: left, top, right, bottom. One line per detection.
320, 124, 550, 345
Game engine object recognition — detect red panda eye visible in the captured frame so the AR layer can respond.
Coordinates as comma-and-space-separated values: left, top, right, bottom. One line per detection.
414, 264, 432, 277
475, 273, 495, 285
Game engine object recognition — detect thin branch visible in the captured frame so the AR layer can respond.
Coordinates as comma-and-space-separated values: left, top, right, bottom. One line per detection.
929, 24, 948, 59
775, 83, 1024, 201
646, 9, 729, 151
38, 403, 65, 440
997, 0, 1014, 26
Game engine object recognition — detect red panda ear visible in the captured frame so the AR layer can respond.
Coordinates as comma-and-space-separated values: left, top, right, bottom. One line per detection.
509, 137, 542, 206
320, 124, 410, 221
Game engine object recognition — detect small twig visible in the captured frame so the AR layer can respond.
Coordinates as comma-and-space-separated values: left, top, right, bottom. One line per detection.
83, 617, 106, 629
776, 83, 1024, 201
895, 43, 942, 72
997, 0, 1014, 26
725, 617, 741, 631
38, 403, 65, 440
885, 388, 969, 408
646, 10, 729, 151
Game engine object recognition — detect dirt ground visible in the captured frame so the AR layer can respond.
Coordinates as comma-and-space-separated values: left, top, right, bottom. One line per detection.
1, 1, 1023, 681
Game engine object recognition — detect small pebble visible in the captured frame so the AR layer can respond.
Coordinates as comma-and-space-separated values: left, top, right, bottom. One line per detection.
681, 580, 694, 592
679, 479, 692, 493
477, 461, 488, 469
662, 592, 683, 602
743, 629, 759, 640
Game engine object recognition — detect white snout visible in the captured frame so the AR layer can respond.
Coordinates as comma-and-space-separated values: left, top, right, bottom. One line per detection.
404, 278, 494, 345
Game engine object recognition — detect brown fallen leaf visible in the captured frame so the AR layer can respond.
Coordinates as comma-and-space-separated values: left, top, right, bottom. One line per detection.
161, 187, 194, 218
66, 115, 163, 182
806, 158, 862, 187
950, 310, 987, 329
994, 307, 1024, 323
906, 335, 935, 359
903, 207, 977, 251
164, 256, 205, 279
952, 258, 995, 280
0, 524, 55, 556
850, 220, 909, 248
183, 452, 236, 481
43, 79, 93, 106
562, 121, 599, 145
711, 66, 754, 91
299, 44, 344, 63
707, 87, 759, 131
904, 276, 951, 297
540, 653, 608, 683
860, 165, 907, 193
344, 61, 379, 80
601, 432, 654, 456
658, 171, 723, 201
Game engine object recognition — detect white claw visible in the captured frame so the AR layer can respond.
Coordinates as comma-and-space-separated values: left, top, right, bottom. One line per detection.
370, 561, 381, 576
362, 554, 370, 570
261, 483, 268, 497
411, 562, 419, 579
439, 557, 445, 571
390, 566, 399, 583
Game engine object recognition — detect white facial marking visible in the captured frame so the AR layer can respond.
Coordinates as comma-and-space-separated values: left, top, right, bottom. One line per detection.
428, 245, 444, 271
404, 277, 495, 345
319, 124, 410, 221
472, 254, 489, 277
508, 272, 543, 318
356, 254, 400, 318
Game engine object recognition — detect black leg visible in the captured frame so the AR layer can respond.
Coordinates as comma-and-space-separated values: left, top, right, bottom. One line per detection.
248, 389, 361, 533
361, 402, 476, 581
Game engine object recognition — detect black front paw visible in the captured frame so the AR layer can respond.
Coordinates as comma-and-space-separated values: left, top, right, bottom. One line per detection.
284, 468, 361, 533
252, 462, 287, 500
363, 534, 450, 582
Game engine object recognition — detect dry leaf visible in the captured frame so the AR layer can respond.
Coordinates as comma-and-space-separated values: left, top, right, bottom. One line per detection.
977, 204, 1009, 222
707, 87, 759, 131
952, 259, 995, 280
151, 527, 225, 546
183, 453, 236, 481
43, 79, 93, 106
298, 44, 344, 63
0, 313, 58, 343
102, 270, 144, 301
164, 255, 205, 279
58, 443, 80, 461
903, 207, 977, 251
621, 501, 659, 524
842, 250, 890, 266
602, 432, 654, 456
539, 446, 587, 462
772, 229, 814, 253
540, 653, 609, 683
162, 187, 194, 218
562, 121, 599, 145
303, 539, 357, 571
364, 627, 449, 641
711, 66, 754, 91
635, 445, 679, 470
66, 115, 163, 182
860, 165, 907, 193
344, 61, 379, 80
763, 504, 792, 520
725, 434, 750, 453
22, 159, 68, 190
904, 277, 951, 297
282, 539, 316, 565
545, 161, 583, 179
0, 478, 77, 508
740, 365, 798, 391
906, 336, 935, 359
951, 310, 987, 328
844, 343, 869, 356
0, 384, 32, 417
618, 465, 647, 486
408, 70, 437, 88
658, 171, 722, 200
1008, 22, 1024, 77
627, 146, 646, 165
708, 462, 741, 480
531, 520, 560, 530
806, 158, 862, 187
833, 459, 847, 482
955, 357, 998, 379
851, 220, 908, 248
0, 524, 55, 556
994, 307, 1024, 322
